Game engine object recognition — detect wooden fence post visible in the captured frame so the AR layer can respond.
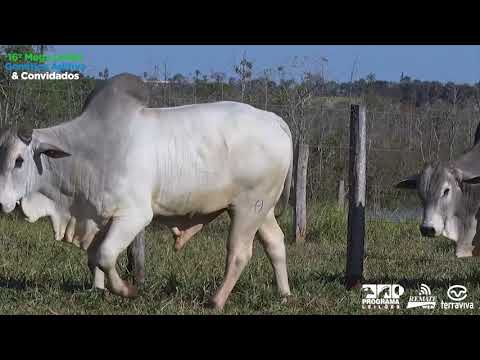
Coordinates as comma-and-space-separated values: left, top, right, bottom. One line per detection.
337, 179, 345, 210
346, 104, 367, 289
294, 142, 309, 243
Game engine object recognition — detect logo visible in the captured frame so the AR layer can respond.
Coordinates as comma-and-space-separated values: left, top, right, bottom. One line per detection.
361, 284, 404, 309
406, 284, 437, 309
441, 285, 474, 310
4, 51, 85, 80
447, 285, 467, 301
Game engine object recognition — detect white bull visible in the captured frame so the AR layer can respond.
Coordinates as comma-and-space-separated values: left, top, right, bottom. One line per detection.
0, 74, 293, 310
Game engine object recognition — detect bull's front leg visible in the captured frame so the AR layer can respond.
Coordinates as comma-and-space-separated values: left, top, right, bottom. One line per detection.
127, 229, 146, 286
87, 233, 106, 290
86, 229, 146, 291
94, 211, 153, 298
456, 216, 478, 257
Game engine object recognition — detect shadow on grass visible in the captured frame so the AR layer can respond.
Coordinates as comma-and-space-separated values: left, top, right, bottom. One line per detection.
0, 276, 91, 293
0, 277, 32, 290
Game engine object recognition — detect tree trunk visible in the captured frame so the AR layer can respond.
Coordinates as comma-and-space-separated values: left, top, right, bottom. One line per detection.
265, 82, 268, 110
127, 229, 146, 286
294, 142, 309, 244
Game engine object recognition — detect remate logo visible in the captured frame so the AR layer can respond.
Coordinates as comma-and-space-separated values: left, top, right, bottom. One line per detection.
406, 284, 436, 309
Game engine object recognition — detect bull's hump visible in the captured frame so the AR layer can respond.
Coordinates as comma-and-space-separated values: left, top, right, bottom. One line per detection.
81, 73, 150, 116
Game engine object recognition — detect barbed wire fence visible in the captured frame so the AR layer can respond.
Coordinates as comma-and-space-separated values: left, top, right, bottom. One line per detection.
1, 79, 477, 267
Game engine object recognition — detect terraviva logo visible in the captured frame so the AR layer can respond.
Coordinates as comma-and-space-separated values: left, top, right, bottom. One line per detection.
406, 284, 436, 309
441, 285, 474, 310
447, 285, 467, 301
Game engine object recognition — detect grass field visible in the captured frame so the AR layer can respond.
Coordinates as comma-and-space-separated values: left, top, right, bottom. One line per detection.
1, 203, 479, 315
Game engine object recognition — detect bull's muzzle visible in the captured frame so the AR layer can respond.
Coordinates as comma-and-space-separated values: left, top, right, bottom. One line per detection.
0, 202, 16, 214
473, 244, 480, 257
420, 225, 436, 237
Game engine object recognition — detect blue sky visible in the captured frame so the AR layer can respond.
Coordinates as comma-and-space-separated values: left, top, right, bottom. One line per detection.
52, 45, 480, 84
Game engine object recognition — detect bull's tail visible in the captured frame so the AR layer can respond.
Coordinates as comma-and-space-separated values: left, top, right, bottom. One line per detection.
274, 118, 294, 218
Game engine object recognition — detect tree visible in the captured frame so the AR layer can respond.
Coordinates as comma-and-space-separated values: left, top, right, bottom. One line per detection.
263, 68, 273, 109
366, 72, 376, 83
192, 69, 201, 103
33, 45, 54, 55
99, 67, 109, 80
171, 73, 187, 84
277, 60, 321, 244
234, 52, 253, 102
211, 72, 226, 100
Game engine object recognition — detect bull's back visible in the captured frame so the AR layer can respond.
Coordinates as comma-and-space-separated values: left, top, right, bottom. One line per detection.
140, 102, 291, 216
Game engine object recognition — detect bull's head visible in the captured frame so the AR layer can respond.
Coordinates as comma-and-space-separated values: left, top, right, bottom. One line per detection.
0, 128, 70, 214
396, 161, 480, 257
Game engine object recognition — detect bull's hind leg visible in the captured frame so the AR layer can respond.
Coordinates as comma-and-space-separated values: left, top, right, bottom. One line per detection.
257, 209, 291, 298
210, 208, 265, 311
172, 224, 203, 251
172, 210, 225, 251
95, 211, 153, 298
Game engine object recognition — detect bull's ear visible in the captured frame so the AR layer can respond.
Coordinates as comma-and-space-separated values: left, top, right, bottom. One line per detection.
463, 176, 480, 185
17, 128, 33, 145
451, 167, 480, 185
395, 175, 419, 189
36, 142, 71, 158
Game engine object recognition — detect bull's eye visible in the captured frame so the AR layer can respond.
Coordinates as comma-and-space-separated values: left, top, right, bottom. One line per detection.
443, 188, 450, 197
14, 156, 24, 169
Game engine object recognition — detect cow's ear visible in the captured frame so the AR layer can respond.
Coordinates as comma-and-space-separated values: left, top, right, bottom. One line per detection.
395, 175, 418, 189
36, 143, 71, 158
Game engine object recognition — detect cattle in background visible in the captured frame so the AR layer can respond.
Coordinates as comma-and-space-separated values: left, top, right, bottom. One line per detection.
396, 125, 480, 257
0, 73, 293, 310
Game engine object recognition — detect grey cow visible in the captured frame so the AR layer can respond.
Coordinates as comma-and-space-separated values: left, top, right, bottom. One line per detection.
396, 134, 480, 257
0, 73, 293, 310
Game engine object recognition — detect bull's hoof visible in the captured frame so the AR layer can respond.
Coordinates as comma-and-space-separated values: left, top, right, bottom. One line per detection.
133, 275, 146, 288
280, 293, 294, 305
124, 283, 139, 298
109, 281, 139, 298
473, 245, 480, 257
88, 286, 106, 293
174, 241, 186, 252
86, 286, 107, 300
206, 297, 225, 312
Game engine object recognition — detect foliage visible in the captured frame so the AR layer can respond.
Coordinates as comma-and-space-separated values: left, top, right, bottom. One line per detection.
0, 48, 478, 210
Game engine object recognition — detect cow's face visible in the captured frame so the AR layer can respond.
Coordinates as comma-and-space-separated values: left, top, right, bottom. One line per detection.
396, 162, 480, 256
0, 128, 70, 214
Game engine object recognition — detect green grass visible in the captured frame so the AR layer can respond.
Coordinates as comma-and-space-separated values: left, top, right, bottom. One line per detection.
1, 203, 479, 315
